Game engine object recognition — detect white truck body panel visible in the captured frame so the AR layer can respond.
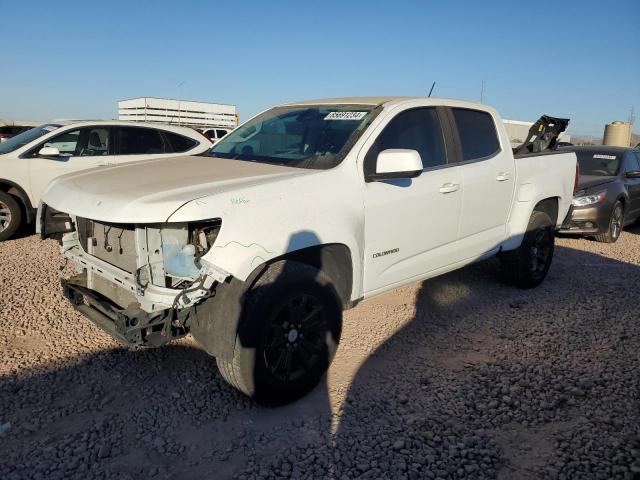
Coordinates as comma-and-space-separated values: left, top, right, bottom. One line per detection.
41, 97, 577, 310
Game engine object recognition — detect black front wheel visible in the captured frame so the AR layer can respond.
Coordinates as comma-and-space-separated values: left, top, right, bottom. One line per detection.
215, 261, 342, 405
500, 210, 555, 289
595, 201, 623, 243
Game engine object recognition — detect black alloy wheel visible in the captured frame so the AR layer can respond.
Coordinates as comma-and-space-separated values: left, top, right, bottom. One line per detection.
262, 293, 329, 383
528, 228, 553, 280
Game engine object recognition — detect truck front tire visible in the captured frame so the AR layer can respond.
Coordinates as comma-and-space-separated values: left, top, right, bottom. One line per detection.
500, 210, 555, 289
215, 261, 342, 405
0, 191, 22, 242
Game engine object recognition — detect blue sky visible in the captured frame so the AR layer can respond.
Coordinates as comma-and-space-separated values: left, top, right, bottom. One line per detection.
1, 0, 638, 136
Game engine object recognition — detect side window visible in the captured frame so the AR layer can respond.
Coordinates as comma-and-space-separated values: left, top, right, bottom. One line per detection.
43, 130, 81, 156
634, 152, 640, 170
163, 131, 197, 153
77, 127, 110, 156
625, 152, 640, 172
117, 127, 166, 155
451, 108, 500, 161
365, 108, 446, 174
216, 129, 228, 139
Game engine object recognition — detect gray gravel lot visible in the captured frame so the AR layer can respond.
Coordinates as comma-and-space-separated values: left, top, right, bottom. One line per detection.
1, 230, 639, 479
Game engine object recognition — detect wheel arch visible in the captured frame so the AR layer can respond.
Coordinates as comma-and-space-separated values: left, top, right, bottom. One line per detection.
533, 197, 559, 224
191, 243, 354, 363
0, 179, 34, 224
270, 243, 353, 309
503, 195, 560, 251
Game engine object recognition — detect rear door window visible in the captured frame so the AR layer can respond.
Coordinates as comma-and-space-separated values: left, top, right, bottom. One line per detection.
163, 131, 197, 153
365, 107, 446, 174
116, 127, 166, 155
451, 108, 500, 161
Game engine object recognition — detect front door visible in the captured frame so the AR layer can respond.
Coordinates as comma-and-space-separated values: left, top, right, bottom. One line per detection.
623, 152, 640, 221
28, 126, 115, 205
362, 107, 463, 295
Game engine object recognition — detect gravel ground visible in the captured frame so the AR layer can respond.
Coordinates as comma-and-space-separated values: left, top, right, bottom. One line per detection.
1, 228, 639, 479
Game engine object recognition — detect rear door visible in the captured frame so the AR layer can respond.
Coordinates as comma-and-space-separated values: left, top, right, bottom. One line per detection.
28, 126, 115, 204
162, 131, 199, 154
114, 126, 172, 163
447, 107, 515, 259
362, 106, 463, 295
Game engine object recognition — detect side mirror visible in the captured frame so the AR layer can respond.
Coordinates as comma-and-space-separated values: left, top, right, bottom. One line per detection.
368, 149, 423, 182
625, 170, 640, 179
38, 146, 61, 157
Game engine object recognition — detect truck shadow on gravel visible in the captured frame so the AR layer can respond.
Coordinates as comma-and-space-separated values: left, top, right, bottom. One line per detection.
1, 243, 639, 480
328, 243, 640, 480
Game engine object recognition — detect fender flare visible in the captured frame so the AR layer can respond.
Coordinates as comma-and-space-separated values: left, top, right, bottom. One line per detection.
191, 242, 354, 362
0, 179, 34, 224
503, 195, 561, 251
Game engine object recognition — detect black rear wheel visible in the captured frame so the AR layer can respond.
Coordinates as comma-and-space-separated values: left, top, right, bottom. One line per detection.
500, 210, 555, 289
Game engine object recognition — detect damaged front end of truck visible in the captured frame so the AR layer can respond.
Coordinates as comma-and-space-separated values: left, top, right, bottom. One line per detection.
40, 203, 230, 348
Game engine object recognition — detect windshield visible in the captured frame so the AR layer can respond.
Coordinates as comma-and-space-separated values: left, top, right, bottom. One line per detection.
208, 105, 377, 169
575, 151, 621, 176
0, 124, 61, 155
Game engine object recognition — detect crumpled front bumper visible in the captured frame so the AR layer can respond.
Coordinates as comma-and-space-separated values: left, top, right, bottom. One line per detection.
61, 273, 182, 348
63, 241, 181, 312
60, 231, 220, 313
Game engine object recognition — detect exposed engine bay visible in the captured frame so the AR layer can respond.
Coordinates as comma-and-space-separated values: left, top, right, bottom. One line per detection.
40, 204, 228, 348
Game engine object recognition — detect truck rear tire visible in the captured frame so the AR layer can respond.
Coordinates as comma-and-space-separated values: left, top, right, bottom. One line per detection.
500, 210, 555, 289
0, 191, 22, 242
215, 260, 342, 405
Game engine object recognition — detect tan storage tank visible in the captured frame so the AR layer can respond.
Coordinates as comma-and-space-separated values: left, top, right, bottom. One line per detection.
603, 121, 631, 147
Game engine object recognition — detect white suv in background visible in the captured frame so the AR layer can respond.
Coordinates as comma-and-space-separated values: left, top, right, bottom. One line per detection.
0, 121, 211, 241
201, 127, 231, 144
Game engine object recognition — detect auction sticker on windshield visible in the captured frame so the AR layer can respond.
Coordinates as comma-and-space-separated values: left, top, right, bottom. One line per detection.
324, 111, 368, 121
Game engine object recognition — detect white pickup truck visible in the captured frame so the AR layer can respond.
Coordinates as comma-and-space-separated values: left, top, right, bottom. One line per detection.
40, 97, 577, 405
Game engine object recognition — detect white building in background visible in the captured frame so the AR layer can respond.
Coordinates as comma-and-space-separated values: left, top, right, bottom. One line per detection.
118, 97, 238, 130
503, 119, 571, 147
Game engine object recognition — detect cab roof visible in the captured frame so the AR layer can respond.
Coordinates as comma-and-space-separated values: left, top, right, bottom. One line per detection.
281, 96, 488, 110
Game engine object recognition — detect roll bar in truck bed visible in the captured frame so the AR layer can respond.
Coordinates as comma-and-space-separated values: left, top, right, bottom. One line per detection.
513, 115, 570, 157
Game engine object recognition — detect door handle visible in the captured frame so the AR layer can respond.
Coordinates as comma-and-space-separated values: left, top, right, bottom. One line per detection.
97, 162, 115, 167
496, 172, 510, 181
439, 182, 460, 194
